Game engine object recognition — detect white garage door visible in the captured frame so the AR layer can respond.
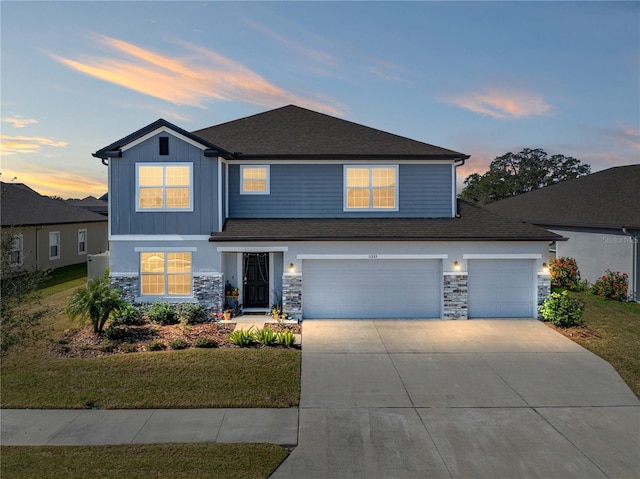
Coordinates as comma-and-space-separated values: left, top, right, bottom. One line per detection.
303, 259, 441, 319
468, 260, 534, 318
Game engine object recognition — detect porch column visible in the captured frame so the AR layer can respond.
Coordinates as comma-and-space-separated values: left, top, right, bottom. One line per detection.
282, 273, 302, 321
443, 272, 468, 320
537, 273, 551, 319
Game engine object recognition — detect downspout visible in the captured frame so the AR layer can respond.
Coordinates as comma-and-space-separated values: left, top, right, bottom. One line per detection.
622, 227, 638, 302
454, 156, 469, 218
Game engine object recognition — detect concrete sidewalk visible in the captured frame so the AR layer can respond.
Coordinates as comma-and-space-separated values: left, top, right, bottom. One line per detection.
1, 408, 298, 446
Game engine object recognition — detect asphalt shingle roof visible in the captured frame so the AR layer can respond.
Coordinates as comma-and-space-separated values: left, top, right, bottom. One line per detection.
1, 183, 107, 227
210, 201, 563, 242
485, 165, 640, 229
193, 105, 469, 159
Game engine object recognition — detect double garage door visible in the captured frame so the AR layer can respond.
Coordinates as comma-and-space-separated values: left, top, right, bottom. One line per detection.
303, 259, 441, 319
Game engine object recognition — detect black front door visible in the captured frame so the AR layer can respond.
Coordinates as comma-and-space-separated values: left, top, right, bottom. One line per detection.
243, 253, 269, 308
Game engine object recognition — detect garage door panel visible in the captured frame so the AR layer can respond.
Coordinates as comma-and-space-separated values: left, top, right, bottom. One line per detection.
303, 260, 441, 319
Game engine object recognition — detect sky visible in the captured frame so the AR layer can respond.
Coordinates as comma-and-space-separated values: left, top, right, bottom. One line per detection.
1, 1, 638, 198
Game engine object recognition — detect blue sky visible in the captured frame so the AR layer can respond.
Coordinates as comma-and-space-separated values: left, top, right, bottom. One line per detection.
2, 1, 638, 198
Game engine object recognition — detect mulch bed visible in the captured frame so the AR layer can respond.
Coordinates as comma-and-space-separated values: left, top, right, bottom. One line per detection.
52, 321, 301, 358
544, 322, 601, 340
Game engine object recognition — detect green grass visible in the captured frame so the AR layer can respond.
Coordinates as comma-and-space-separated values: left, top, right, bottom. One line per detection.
1, 348, 300, 409
564, 291, 640, 398
40, 263, 87, 297
1, 444, 288, 479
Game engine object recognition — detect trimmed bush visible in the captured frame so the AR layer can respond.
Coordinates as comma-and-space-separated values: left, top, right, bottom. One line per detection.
147, 340, 167, 351
549, 257, 581, 290
111, 303, 145, 326
193, 336, 218, 348
103, 324, 129, 341
539, 291, 584, 327
147, 303, 178, 325
177, 303, 208, 324
120, 343, 138, 353
169, 338, 189, 350
591, 270, 628, 301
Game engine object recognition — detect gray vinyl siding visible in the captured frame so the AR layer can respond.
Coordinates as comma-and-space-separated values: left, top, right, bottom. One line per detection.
110, 132, 218, 235
228, 163, 452, 218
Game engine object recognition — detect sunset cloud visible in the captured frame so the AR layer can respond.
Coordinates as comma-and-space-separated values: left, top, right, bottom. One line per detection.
3, 115, 39, 128
1, 135, 68, 155
1, 166, 106, 199
603, 124, 640, 150
443, 89, 552, 119
51, 34, 344, 116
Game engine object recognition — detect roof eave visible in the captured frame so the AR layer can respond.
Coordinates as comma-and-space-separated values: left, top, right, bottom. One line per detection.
210, 235, 563, 242
227, 153, 470, 160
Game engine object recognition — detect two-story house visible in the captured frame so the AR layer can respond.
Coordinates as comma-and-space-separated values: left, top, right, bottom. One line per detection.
93, 105, 560, 320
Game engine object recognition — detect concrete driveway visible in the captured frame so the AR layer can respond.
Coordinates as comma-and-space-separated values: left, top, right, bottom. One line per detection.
271, 319, 640, 479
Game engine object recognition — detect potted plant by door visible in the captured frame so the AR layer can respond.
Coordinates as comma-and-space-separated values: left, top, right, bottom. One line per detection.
223, 309, 232, 320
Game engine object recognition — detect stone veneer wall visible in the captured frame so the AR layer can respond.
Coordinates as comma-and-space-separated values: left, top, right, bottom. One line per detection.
111, 275, 138, 304
443, 273, 468, 320
193, 273, 224, 312
537, 274, 551, 319
282, 273, 302, 321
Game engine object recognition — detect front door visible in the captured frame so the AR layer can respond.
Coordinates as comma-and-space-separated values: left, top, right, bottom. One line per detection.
243, 253, 269, 308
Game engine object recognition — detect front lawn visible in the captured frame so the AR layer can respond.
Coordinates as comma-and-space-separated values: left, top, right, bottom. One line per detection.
549, 291, 640, 398
1, 444, 288, 479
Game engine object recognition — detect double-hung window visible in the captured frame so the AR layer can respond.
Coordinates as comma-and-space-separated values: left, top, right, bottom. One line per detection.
240, 165, 270, 194
10, 234, 23, 266
49, 232, 60, 260
78, 229, 87, 255
344, 166, 398, 211
136, 163, 193, 211
140, 252, 192, 296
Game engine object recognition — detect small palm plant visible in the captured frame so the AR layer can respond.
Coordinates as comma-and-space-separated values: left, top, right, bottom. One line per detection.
66, 272, 125, 333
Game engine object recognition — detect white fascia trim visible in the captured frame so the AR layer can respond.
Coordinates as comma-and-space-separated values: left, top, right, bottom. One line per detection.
463, 254, 542, 259
217, 159, 223, 232
298, 254, 448, 260
121, 126, 209, 152
537, 272, 552, 276
451, 163, 456, 217
134, 247, 197, 252
229, 159, 456, 165
217, 246, 289, 252
193, 272, 223, 277
110, 235, 210, 241
443, 271, 468, 275
110, 272, 140, 278
283, 272, 302, 277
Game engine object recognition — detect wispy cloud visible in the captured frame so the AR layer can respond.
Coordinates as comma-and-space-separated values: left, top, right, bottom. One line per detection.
50, 34, 344, 116
1, 135, 68, 155
443, 88, 552, 119
1, 166, 106, 199
603, 124, 640, 150
3, 115, 39, 128
369, 59, 410, 83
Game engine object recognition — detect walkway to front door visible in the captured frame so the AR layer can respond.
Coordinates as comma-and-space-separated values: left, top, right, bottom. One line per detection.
243, 253, 269, 309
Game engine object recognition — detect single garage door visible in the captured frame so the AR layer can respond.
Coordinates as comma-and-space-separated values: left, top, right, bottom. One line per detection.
303, 259, 441, 319
468, 259, 534, 318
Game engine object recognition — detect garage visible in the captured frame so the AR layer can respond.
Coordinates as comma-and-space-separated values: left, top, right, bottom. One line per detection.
302, 259, 441, 319
467, 259, 535, 318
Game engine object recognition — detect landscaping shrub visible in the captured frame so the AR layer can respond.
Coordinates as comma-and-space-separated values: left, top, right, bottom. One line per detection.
169, 338, 189, 350
549, 257, 581, 290
147, 303, 178, 325
255, 327, 277, 346
66, 272, 126, 333
99, 340, 116, 353
277, 330, 296, 348
120, 343, 138, 353
591, 270, 628, 301
147, 340, 167, 351
111, 303, 145, 326
193, 336, 218, 348
539, 291, 584, 327
229, 328, 255, 347
103, 324, 129, 341
177, 303, 207, 324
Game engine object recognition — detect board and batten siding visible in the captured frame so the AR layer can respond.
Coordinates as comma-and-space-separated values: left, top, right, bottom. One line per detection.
228, 163, 453, 218
110, 132, 219, 235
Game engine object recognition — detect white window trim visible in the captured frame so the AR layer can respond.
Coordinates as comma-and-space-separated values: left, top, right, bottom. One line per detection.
78, 229, 87, 255
49, 231, 60, 260
135, 162, 194, 212
139, 250, 193, 297
343, 165, 399, 212
10, 233, 23, 266
240, 165, 270, 195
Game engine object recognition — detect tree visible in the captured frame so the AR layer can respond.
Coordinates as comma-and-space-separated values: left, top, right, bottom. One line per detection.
460, 148, 590, 205
66, 272, 125, 333
0, 229, 50, 356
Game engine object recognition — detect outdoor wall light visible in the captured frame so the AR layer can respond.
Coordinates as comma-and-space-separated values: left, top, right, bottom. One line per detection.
542, 262, 549, 274
453, 261, 461, 271
289, 263, 296, 273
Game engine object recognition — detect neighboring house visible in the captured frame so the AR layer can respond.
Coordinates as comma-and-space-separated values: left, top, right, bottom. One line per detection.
67, 196, 109, 216
486, 165, 640, 301
1, 182, 109, 271
93, 105, 561, 320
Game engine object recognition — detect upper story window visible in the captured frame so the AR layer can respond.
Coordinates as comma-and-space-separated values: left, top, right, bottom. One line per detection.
344, 166, 398, 211
240, 165, 270, 194
136, 163, 193, 212
140, 251, 192, 296
78, 229, 87, 255
49, 231, 60, 260
10, 233, 23, 266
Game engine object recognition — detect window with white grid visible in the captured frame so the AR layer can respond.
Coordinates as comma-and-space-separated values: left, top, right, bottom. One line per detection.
140, 252, 192, 296
136, 163, 193, 211
344, 166, 398, 210
240, 165, 270, 194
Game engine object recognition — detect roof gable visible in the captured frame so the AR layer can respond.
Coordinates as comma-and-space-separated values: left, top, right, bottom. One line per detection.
486, 165, 640, 229
1, 182, 107, 227
193, 105, 469, 159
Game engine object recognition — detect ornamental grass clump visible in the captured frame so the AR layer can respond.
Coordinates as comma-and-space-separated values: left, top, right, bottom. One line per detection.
549, 257, 581, 290
539, 291, 584, 328
591, 270, 628, 301
229, 327, 256, 347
